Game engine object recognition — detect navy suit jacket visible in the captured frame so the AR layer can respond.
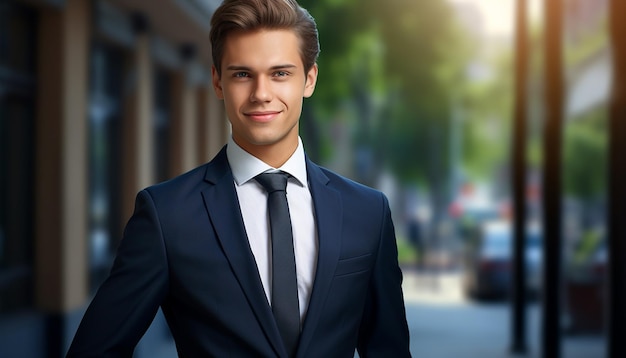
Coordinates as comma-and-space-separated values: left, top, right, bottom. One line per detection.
67, 146, 411, 357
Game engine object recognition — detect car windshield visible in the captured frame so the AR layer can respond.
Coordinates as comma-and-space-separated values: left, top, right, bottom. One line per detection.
481, 225, 542, 257
482, 232, 510, 256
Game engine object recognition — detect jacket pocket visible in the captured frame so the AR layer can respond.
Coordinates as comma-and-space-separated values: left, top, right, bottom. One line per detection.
334, 253, 372, 277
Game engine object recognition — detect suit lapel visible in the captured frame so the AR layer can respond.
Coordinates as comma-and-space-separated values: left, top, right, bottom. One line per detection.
297, 159, 343, 357
201, 147, 285, 357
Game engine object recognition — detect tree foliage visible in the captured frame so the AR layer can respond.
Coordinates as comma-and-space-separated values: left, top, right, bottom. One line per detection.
564, 109, 607, 200
300, 0, 471, 190
461, 49, 514, 182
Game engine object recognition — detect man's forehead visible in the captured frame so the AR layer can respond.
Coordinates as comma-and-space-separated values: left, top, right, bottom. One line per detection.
223, 28, 299, 46
225, 63, 298, 71
221, 29, 304, 70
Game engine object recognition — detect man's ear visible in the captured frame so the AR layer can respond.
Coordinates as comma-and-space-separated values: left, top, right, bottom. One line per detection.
303, 63, 318, 98
211, 65, 224, 100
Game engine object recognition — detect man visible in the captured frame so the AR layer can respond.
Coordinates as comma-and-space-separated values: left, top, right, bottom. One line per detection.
67, 0, 410, 357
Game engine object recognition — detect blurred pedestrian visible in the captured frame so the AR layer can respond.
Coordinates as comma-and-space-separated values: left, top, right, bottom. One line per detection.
66, 0, 410, 357
407, 216, 424, 270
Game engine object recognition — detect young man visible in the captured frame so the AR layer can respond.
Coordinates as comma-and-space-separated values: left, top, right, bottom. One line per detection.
67, 0, 410, 357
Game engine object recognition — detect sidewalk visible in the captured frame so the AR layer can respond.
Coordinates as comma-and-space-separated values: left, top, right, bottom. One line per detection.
402, 269, 605, 358
146, 268, 604, 358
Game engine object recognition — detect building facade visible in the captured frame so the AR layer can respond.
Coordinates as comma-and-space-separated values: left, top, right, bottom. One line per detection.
0, 0, 226, 356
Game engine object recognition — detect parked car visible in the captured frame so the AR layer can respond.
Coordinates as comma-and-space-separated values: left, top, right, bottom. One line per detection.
452, 200, 501, 243
462, 220, 542, 300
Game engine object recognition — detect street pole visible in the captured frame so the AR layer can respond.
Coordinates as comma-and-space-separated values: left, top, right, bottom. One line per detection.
542, 0, 564, 357
511, 0, 528, 353
608, 1, 626, 357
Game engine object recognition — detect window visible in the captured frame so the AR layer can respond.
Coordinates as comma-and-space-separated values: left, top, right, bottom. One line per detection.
87, 41, 125, 291
0, 1, 37, 313
154, 66, 172, 183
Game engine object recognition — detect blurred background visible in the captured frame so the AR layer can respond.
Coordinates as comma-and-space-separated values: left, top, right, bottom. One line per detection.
0, 0, 615, 357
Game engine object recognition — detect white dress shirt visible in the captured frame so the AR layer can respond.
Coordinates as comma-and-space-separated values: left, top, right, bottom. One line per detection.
226, 136, 318, 322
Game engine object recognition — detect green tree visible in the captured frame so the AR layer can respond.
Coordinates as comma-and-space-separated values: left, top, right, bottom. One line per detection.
302, 0, 470, 191
564, 109, 607, 206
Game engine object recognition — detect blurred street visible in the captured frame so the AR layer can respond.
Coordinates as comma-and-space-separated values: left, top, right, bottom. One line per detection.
142, 265, 607, 358
2, 0, 619, 356
402, 267, 605, 358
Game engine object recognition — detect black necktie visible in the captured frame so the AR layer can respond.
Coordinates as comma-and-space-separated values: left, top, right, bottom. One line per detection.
255, 172, 300, 357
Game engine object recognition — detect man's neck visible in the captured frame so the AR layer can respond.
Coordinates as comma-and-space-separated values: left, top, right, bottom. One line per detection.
234, 138, 299, 168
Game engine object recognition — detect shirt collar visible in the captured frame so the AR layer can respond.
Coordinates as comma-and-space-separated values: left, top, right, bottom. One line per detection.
226, 136, 308, 188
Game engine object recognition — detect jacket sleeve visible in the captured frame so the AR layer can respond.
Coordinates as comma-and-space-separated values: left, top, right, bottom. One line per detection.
357, 193, 412, 357
67, 190, 169, 357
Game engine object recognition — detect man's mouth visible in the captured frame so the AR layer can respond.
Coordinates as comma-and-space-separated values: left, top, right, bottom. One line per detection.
245, 111, 281, 122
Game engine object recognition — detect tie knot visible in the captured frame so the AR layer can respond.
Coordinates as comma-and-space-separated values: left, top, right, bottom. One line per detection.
255, 172, 289, 193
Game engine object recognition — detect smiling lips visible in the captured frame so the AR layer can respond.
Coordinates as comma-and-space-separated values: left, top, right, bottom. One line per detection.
244, 110, 282, 122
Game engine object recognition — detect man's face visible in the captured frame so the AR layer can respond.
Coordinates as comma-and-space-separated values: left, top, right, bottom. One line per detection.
212, 29, 318, 160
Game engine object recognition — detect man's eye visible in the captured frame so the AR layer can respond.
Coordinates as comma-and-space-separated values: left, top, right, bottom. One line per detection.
274, 71, 289, 77
233, 72, 249, 78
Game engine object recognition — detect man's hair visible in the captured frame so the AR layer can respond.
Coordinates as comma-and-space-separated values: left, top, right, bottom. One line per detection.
210, 0, 320, 76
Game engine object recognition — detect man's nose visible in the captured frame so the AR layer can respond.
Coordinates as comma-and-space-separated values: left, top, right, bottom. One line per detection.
250, 77, 273, 102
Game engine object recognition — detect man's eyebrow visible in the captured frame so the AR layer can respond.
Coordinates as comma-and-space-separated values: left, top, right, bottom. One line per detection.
225, 65, 252, 71
269, 64, 297, 70
225, 64, 298, 71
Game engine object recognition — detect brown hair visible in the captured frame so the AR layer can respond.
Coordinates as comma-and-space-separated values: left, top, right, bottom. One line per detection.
210, 0, 320, 76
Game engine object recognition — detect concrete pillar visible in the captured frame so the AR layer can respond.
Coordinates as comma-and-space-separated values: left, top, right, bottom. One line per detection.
196, 86, 211, 164
122, 16, 155, 223
209, 84, 230, 158
35, 0, 90, 312
169, 66, 199, 176
197, 85, 227, 163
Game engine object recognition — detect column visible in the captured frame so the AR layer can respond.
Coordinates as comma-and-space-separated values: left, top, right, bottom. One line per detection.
35, 0, 90, 314
169, 46, 199, 176
510, 0, 529, 354
197, 84, 228, 163
608, 0, 626, 356
121, 13, 155, 222
541, 1, 564, 357
196, 86, 211, 164
210, 84, 230, 156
